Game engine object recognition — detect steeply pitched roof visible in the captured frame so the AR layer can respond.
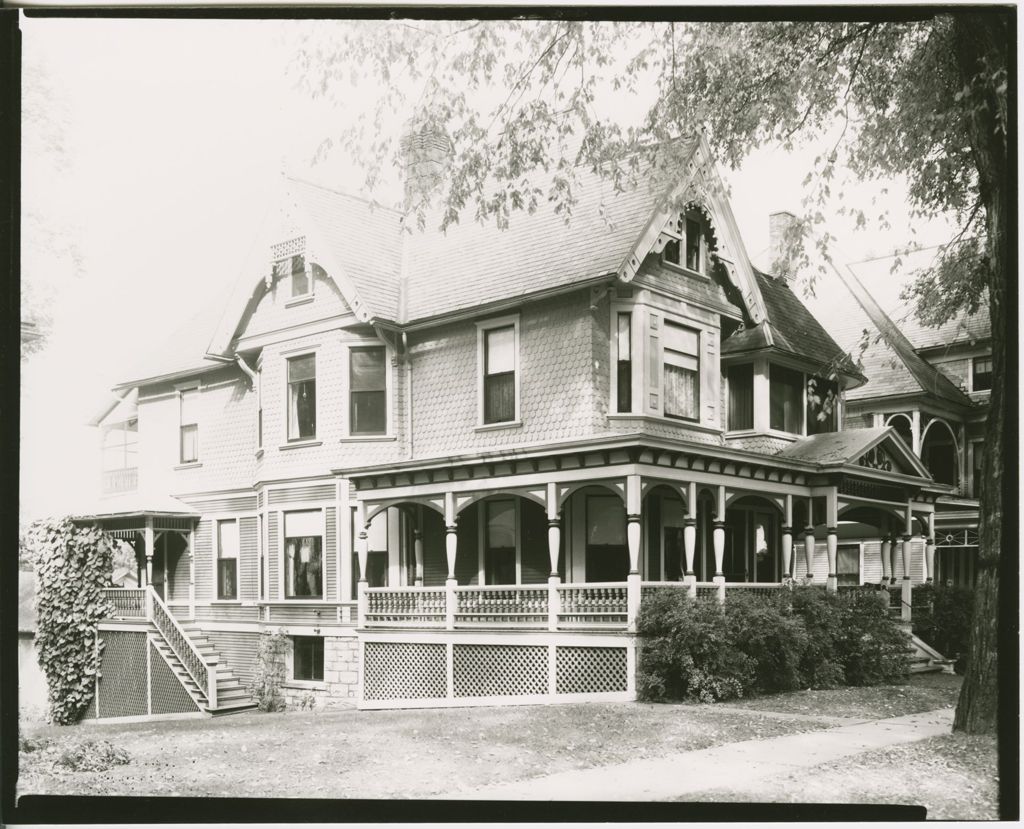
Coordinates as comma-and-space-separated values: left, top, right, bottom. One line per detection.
722, 270, 865, 382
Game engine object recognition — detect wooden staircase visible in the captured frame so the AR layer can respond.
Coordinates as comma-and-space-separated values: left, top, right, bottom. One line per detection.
151, 624, 256, 715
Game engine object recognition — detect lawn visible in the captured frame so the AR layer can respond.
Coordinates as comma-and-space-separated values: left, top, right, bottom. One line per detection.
18, 701, 833, 800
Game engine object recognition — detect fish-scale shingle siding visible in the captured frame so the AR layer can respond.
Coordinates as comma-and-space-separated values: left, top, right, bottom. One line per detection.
243, 271, 352, 342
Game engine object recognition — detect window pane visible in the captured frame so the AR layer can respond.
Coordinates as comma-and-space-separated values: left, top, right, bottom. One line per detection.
293, 636, 324, 682
217, 520, 239, 560
837, 545, 860, 587
770, 365, 804, 433
616, 362, 632, 413
484, 372, 515, 423
180, 388, 199, 424
728, 364, 754, 431
289, 379, 316, 439
664, 364, 699, 420
285, 510, 321, 537
973, 357, 992, 391
180, 424, 199, 464
664, 322, 700, 355
616, 314, 631, 359
351, 347, 386, 391
351, 390, 386, 434
686, 218, 701, 271
288, 355, 316, 383
218, 560, 237, 600
285, 535, 322, 598
485, 326, 515, 375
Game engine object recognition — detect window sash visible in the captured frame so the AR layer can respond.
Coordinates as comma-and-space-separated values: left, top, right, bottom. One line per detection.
293, 636, 324, 682
288, 379, 316, 439
836, 545, 860, 587
288, 354, 316, 383
180, 424, 199, 464
350, 347, 386, 392
484, 372, 515, 424
664, 362, 699, 421
217, 560, 237, 600
972, 358, 992, 391
727, 364, 754, 431
769, 365, 804, 433
485, 326, 515, 375
285, 535, 323, 599
685, 218, 701, 271
179, 389, 199, 424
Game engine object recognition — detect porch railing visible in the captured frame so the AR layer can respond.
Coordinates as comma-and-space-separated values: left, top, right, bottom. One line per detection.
146, 587, 217, 708
364, 587, 447, 627
557, 583, 628, 626
103, 587, 147, 618
454, 585, 549, 626
724, 582, 785, 598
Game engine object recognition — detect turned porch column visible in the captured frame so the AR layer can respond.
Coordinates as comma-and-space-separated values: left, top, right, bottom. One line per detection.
684, 481, 697, 598
781, 494, 794, 580
444, 491, 458, 630
712, 485, 726, 603
626, 474, 642, 631
924, 513, 936, 583
880, 530, 892, 585
900, 503, 913, 622
355, 501, 369, 627
413, 506, 424, 587
144, 517, 155, 589
188, 527, 196, 621
546, 482, 561, 631
825, 490, 838, 593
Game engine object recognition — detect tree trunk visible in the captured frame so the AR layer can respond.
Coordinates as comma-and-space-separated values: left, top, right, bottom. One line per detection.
949, 13, 1010, 744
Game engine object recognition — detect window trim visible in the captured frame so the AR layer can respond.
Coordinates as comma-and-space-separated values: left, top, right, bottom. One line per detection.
476, 314, 521, 427
835, 542, 863, 588
282, 507, 326, 601
661, 210, 710, 278
289, 635, 325, 684
768, 363, 807, 436
661, 319, 702, 424
284, 350, 319, 443
343, 341, 392, 439
176, 383, 201, 465
215, 517, 240, 602
609, 304, 638, 415
970, 355, 992, 393
279, 254, 314, 302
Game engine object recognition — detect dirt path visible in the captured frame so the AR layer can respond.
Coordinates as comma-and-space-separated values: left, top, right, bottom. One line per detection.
454, 707, 955, 801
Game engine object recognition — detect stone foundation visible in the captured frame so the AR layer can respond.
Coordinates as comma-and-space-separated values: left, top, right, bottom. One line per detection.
281, 634, 359, 710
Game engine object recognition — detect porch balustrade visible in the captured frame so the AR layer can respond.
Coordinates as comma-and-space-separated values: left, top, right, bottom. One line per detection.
556, 583, 629, 626
364, 587, 447, 627
103, 587, 147, 618
454, 585, 549, 627
723, 582, 785, 598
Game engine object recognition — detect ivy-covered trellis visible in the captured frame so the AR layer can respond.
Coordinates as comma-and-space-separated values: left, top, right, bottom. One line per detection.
28, 517, 116, 724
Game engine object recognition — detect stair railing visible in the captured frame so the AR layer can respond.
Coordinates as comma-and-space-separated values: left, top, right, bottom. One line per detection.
146, 587, 217, 709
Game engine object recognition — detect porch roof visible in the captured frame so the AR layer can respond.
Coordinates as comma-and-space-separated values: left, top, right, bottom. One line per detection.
71, 492, 200, 525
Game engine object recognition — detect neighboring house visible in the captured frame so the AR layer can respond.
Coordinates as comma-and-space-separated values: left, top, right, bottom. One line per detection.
800, 240, 989, 588
18, 572, 49, 720
71, 133, 951, 718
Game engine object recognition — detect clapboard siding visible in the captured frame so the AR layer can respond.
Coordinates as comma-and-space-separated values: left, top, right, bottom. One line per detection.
325, 507, 337, 600
182, 494, 258, 514
168, 545, 191, 603
792, 539, 926, 583
206, 630, 261, 686
268, 484, 335, 506
268, 512, 279, 598
194, 520, 213, 601
194, 604, 261, 622
239, 516, 259, 601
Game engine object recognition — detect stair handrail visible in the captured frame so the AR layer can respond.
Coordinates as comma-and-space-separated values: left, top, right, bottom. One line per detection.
146, 586, 215, 707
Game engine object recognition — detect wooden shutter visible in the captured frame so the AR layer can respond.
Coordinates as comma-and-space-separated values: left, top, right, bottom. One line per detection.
645, 311, 662, 416
700, 329, 719, 427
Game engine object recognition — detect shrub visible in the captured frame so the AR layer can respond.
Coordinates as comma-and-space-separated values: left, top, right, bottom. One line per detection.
790, 586, 846, 689
637, 590, 753, 703
53, 739, 130, 772
833, 589, 910, 685
248, 630, 290, 712
913, 584, 974, 673
28, 517, 116, 725
724, 590, 808, 693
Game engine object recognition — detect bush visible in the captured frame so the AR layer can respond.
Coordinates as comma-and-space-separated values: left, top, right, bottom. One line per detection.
248, 630, 290, 712
53, 739, 130, 772
19, 735, 51, 754
637, 591, 753, 703
913, 583, 974, 673
638, 585, 910, 703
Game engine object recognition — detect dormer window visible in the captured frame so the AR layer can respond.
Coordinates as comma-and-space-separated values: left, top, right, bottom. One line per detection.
663, 211, 708, 275
289, 255, 310, 299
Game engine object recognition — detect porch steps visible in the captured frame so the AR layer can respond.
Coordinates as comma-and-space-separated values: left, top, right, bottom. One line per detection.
906, 631, 948, 675
151, 627, 257, 715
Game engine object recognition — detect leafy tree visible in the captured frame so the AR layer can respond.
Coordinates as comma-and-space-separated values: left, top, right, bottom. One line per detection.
291, 13, 1009, 739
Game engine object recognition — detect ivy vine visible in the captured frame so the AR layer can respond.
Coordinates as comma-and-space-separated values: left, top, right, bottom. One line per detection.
28, 517, 115, 725
248, 629, 291, 712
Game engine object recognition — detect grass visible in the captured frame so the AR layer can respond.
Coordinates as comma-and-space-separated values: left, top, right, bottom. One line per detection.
18, 701, 833, 800
686, 732, 998, 820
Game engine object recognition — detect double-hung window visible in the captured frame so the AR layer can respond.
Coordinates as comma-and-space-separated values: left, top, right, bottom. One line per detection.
480, 319, 518, 425
663, 322, 700, 421
972, 356, 992, 392
727, 364, 754, 431
836, 544, 861, 588
284, 510, 322, 599
179, 388, 199, 464
216, 519, 239, 600
616, 313, 632, 413
769, 365, 804, 434
349, 346, 387, 435
287, 354, 316, 440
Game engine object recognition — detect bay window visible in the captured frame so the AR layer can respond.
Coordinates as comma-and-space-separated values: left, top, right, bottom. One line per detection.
616, 313, 632, 412
287, 354, 316, 440
663, 321, 700, 421
284, 510, 322, 599
349, 346, 387, 435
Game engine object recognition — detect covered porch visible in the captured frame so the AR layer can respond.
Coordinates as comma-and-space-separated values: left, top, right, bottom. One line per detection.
339, 432, 945, 633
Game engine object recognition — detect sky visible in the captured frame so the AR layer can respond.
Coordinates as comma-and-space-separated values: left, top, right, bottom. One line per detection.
18, 16, 957, 524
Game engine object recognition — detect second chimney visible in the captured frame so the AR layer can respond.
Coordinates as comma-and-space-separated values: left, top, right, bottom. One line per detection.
769, 210, 798, 281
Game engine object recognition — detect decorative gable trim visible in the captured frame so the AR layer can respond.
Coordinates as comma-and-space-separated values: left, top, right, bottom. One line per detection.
848, 429, 932, 480
616, 134, 768, 326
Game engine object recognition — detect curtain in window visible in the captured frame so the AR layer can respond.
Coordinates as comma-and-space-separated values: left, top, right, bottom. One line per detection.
217, 520, 239, 600
288, 355, 316, 439
285, 510, 322, 598
350, 347, 386, 434
484, 326, 516, 423
769, 365, 803, 433
837, 545, 860, 587
663, 323, 700, 421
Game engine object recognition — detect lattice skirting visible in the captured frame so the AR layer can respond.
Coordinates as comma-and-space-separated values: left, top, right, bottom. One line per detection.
360, 638, 633, 709
86, 628, 201, 721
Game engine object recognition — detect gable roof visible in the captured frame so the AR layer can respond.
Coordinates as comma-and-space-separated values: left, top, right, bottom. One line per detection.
776, 426, 932, 479
722, 270, 865, 383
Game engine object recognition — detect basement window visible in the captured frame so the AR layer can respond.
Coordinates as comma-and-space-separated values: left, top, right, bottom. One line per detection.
292, 636, 324, 682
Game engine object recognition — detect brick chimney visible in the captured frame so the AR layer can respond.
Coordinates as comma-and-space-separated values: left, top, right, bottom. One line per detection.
399, 121, 452, 208
769, 210, 798, 280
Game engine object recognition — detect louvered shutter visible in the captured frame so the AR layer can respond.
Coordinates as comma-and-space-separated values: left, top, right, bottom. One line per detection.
700, 329, 719, 427
645, 311, 662, 415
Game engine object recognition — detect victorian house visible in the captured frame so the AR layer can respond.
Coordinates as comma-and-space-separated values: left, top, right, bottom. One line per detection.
76, 134, 950, 719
